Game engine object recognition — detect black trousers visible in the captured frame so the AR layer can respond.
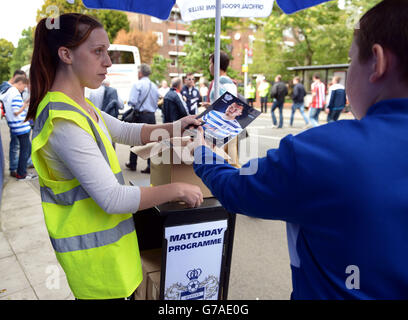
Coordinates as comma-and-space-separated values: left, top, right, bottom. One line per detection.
129, 111, 156, 169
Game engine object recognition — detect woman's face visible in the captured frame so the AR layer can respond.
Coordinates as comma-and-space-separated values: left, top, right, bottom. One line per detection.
70, 27, 112, 89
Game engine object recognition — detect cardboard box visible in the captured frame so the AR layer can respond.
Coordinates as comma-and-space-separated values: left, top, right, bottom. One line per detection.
131, 137, 230, 199
134, 249, 162, 300
147, 271, 161, 300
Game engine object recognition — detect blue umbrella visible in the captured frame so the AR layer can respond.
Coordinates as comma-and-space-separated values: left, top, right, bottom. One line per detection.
83, 0, 331, 18
82, 0, 331, 99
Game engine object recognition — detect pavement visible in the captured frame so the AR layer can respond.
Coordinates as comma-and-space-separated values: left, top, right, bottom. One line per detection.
0, 106, 354, 300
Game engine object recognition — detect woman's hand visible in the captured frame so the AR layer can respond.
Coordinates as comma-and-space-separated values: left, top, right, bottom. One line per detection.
174, 115, 202, 136
172, 182, 204, 208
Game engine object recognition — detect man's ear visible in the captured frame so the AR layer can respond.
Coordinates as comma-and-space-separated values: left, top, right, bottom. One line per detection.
57, 47, 73, 65
369, 44, 387, 83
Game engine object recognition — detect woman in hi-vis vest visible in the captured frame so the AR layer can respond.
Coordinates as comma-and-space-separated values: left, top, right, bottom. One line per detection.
26, 13, 203, 300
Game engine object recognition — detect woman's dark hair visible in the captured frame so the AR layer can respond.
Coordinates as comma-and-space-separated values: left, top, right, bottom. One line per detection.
27, 13, 103, 120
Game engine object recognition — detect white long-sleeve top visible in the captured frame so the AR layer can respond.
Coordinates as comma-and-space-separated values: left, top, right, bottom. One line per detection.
40, 111, 144, 214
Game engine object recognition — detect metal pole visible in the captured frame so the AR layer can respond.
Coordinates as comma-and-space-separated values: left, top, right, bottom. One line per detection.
176, 11, 179, 76
244, 48, 248, 99
214, 0, 221, 100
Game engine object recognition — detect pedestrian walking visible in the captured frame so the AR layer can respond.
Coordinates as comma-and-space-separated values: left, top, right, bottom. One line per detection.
2, 76, 35, 180
326, 76, 347, 122
181, 73, 201, 115
245, 82, 256, 107
258, 77, 270, 113
270, 75, 288, 128
290, 76, 309, 127
125, 63, 159, 174
27, 13, 203, 300
199, 78, 209, 103
308, 73, 326, 127
162, 77, 188, 123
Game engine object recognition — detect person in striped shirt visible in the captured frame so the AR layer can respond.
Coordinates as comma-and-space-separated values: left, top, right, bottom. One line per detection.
308, 73, 326, 127
202, 102, 243, 141
4, 76, 35, 180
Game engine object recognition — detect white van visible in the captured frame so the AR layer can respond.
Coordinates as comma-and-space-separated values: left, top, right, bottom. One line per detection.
106, 44, 141, 105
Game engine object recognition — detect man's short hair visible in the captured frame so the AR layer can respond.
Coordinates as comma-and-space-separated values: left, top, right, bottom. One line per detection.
275, 75, 282, 82
13, 70, 26, 78
355, 0, 408, 83
138, 63, 151, 77
14, 76, 28, 84
209, 51, 230, 72
293, 76, 301, 82
171, 77, 182, 89
333, 76, 341, 84
313, 73, 321, 80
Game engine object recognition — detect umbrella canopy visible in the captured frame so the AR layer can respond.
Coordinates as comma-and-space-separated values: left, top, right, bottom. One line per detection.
82, 0, 331, 18
82, 0, 332, 99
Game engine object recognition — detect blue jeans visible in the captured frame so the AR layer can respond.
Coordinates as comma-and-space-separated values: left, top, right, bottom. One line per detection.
16, 132, 31, 177
9, 132, 33, 172
309, 107, 321, 127
290, 103, 309, 126
260, 97, 268, 112
327, 108, 343, 122
271, 100, 284, 128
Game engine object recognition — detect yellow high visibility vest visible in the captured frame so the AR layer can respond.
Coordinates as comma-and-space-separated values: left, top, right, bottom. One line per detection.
31, 91, 142, 299
245, 86, 256, 99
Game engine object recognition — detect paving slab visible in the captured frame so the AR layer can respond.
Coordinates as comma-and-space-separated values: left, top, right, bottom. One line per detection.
0, 232, 13, 259
0, 255, 31, 299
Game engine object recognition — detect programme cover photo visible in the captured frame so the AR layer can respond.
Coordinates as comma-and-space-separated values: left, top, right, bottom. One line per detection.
187, 91, 261, 146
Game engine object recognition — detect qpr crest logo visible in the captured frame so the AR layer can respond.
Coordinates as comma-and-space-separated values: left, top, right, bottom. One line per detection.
224, 93, 233, 101
164, 268, 219, 300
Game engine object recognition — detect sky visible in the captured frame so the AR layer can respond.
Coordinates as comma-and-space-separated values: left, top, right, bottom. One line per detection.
0, 0, 45, 47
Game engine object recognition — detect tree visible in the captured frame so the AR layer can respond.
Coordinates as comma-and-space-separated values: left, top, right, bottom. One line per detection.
249, 0, 382, 82
180, 18, 240, 80
150, 54, 172, 85
9, 28, 34, 76
36, 0, 129, 42
114, 29, 159, 64
97, 10, 129, 43
0, 39, 14, 82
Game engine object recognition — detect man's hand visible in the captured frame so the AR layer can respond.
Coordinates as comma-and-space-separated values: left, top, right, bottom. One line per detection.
191, 126, 211, 149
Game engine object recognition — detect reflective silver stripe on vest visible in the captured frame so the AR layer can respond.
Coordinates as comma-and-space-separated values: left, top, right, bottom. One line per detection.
50, 217, 135, 253
40, 172, 124, 205
34, 101, 125, 193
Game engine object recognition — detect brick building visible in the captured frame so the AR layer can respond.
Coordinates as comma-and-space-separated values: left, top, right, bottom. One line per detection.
126, 7, 256, 81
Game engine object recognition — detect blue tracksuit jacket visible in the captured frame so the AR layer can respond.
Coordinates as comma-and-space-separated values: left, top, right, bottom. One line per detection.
193, 98, 408, 299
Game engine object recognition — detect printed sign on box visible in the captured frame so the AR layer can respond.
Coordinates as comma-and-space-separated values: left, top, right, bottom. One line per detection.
164, 220, 228, 300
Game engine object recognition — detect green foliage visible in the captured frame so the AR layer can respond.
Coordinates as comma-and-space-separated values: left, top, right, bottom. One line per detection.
249, 0, 382, 82
150, 54, 172, 85
36, 0, 129, 42
0, 39, 14, 82
9, 28, 34, 76
91, 10, 130, 43
180, 17, 239, 80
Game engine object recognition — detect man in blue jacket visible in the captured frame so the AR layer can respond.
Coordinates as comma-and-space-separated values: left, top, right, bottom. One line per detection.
162, 77, 188, 123
193, 0, 408, 299
326, 76, 347, 122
